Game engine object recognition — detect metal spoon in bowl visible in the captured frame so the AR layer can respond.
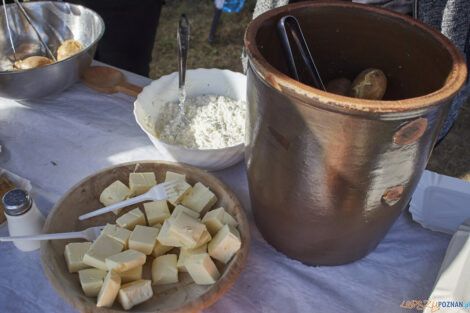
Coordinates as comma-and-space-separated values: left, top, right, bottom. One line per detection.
177, 14, 190, 123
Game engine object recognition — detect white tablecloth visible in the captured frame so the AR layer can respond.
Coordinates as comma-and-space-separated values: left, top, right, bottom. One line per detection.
0, 65, 451, 313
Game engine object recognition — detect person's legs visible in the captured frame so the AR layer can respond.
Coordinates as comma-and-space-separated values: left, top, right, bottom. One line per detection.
71, 0, 163, 77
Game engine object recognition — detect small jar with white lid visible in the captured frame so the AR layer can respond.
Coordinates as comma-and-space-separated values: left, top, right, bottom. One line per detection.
3, 189, 45, 251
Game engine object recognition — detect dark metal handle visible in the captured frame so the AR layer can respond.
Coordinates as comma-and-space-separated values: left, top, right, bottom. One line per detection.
208, 8, 222, 44
14, 0, 57, 61
178, 14, 190, 89
2, 0, 17, 61
277, 15, 326, 91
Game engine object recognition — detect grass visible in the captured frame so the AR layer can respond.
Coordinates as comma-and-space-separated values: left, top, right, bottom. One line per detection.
149, 0, 470, 181
149, 0, 255, 79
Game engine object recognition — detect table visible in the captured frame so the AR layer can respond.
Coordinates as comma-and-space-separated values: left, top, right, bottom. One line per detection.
0, 65, 451, 313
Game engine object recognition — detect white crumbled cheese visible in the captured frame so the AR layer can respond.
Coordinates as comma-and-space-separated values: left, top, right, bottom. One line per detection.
155, 95, 246, 149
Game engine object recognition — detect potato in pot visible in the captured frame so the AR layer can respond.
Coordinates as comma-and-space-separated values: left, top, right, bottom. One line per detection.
349, 68, 387, 100
326, 77, 352, 96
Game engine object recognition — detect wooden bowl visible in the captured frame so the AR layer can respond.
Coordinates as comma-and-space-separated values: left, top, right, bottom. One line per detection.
41, 161, 250, 313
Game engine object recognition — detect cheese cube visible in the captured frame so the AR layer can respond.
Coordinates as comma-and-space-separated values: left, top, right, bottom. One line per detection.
171, 204, 200, 220
105, 249, 146, 273
99, 180, 133, 215
97, 271, 121, 307
83, 235, 124, 270
120, 266, 143, 283
118, 280, 153, 310
129, 172, 156, 196
101, 224, 132, 248
144, 201, 170, 225
165, 171, 186, 183
177, 244, 207, 272
78, 268, 107, 297
151, 254, 178, 285
195, 229, 212, 248
150, 223, 162, 230
168, 180, 192, 206
181, 182, 217, 214
169, 212, 208, 249
150, 225, 173, 257
208, 225, 241, 264
202, 207, 238, 236
152, 241, 174, 258
116, 208, 146, 230
156, 219, 184, 247
64, 242, 91, 273
185, 253, 220, 285
129, 225, 159, 255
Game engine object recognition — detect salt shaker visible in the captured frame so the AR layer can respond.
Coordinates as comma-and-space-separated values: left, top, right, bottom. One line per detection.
3, 189, 45, 251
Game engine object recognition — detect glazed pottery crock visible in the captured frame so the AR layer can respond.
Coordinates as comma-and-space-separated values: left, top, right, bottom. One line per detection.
244, 1, 467, 265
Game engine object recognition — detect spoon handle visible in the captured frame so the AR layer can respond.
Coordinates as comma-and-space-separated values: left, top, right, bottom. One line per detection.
0, 231, 84, 241
115, 81, 143, 98
178, 14, 190, 89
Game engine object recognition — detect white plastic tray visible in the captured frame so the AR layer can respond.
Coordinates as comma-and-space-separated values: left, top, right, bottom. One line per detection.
410, 170, 470, 234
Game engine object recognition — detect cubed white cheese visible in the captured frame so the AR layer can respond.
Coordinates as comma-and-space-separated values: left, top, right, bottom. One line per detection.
118, 280, 153, 310
156, 219, 184, 247
150, 223, 162, 230
169, 211, 208, 249
208, 224, 241, 264
185, 253, 220, 285
151, 254, 178, 285
152, 241, 174, 258
120, 265, 143, 283
165, 171, 186, 183
181, 182, 217, 214
202, 207, 238, 236
128, 225, 159, 255
101, 224, 132, 248
144, 201, 170, 225
97, 271, 121, 307
78, 268, 107, 297
99, 180, 133, 215
177, 244, 207, 272
129, 172, 156, 196
171, 204, 200, 220
64, 242, 91, 273
150, 224, 172, 257
105, 249, 146, 273
168, 180, 192, 206
195, 229, 212, 248
83, 235, 124, 270
116, 208, 146, 230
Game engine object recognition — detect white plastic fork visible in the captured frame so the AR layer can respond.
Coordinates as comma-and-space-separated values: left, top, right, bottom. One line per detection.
0, 225, 104, 242
78, 179, 179, 221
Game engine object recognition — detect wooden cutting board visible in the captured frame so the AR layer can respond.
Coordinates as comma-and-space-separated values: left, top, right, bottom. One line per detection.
0, 176, 16, 223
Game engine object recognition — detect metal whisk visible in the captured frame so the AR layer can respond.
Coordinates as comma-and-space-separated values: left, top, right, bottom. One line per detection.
2, 0, 57, 62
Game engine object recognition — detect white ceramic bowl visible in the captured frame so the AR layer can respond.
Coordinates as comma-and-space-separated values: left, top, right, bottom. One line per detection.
134, 69, 247, 171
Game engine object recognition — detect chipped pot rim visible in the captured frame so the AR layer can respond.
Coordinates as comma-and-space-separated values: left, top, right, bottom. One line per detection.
244, 1, 468, 114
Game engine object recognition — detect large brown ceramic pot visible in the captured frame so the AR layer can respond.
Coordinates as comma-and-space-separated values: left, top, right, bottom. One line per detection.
244, 1, 467, 265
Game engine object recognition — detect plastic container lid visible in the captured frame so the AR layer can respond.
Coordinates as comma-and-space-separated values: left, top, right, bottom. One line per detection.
2, 189, 32, 216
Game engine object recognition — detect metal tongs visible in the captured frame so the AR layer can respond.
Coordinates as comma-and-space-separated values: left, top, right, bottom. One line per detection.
277, 15, 326, 91
2, 0, 56, 62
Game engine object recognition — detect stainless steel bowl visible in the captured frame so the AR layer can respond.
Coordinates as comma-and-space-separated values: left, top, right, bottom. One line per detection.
0, 1, 104, 100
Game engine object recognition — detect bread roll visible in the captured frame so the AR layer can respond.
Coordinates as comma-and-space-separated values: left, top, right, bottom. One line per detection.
13, 56, 53, 70
57, 39, 84, 61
